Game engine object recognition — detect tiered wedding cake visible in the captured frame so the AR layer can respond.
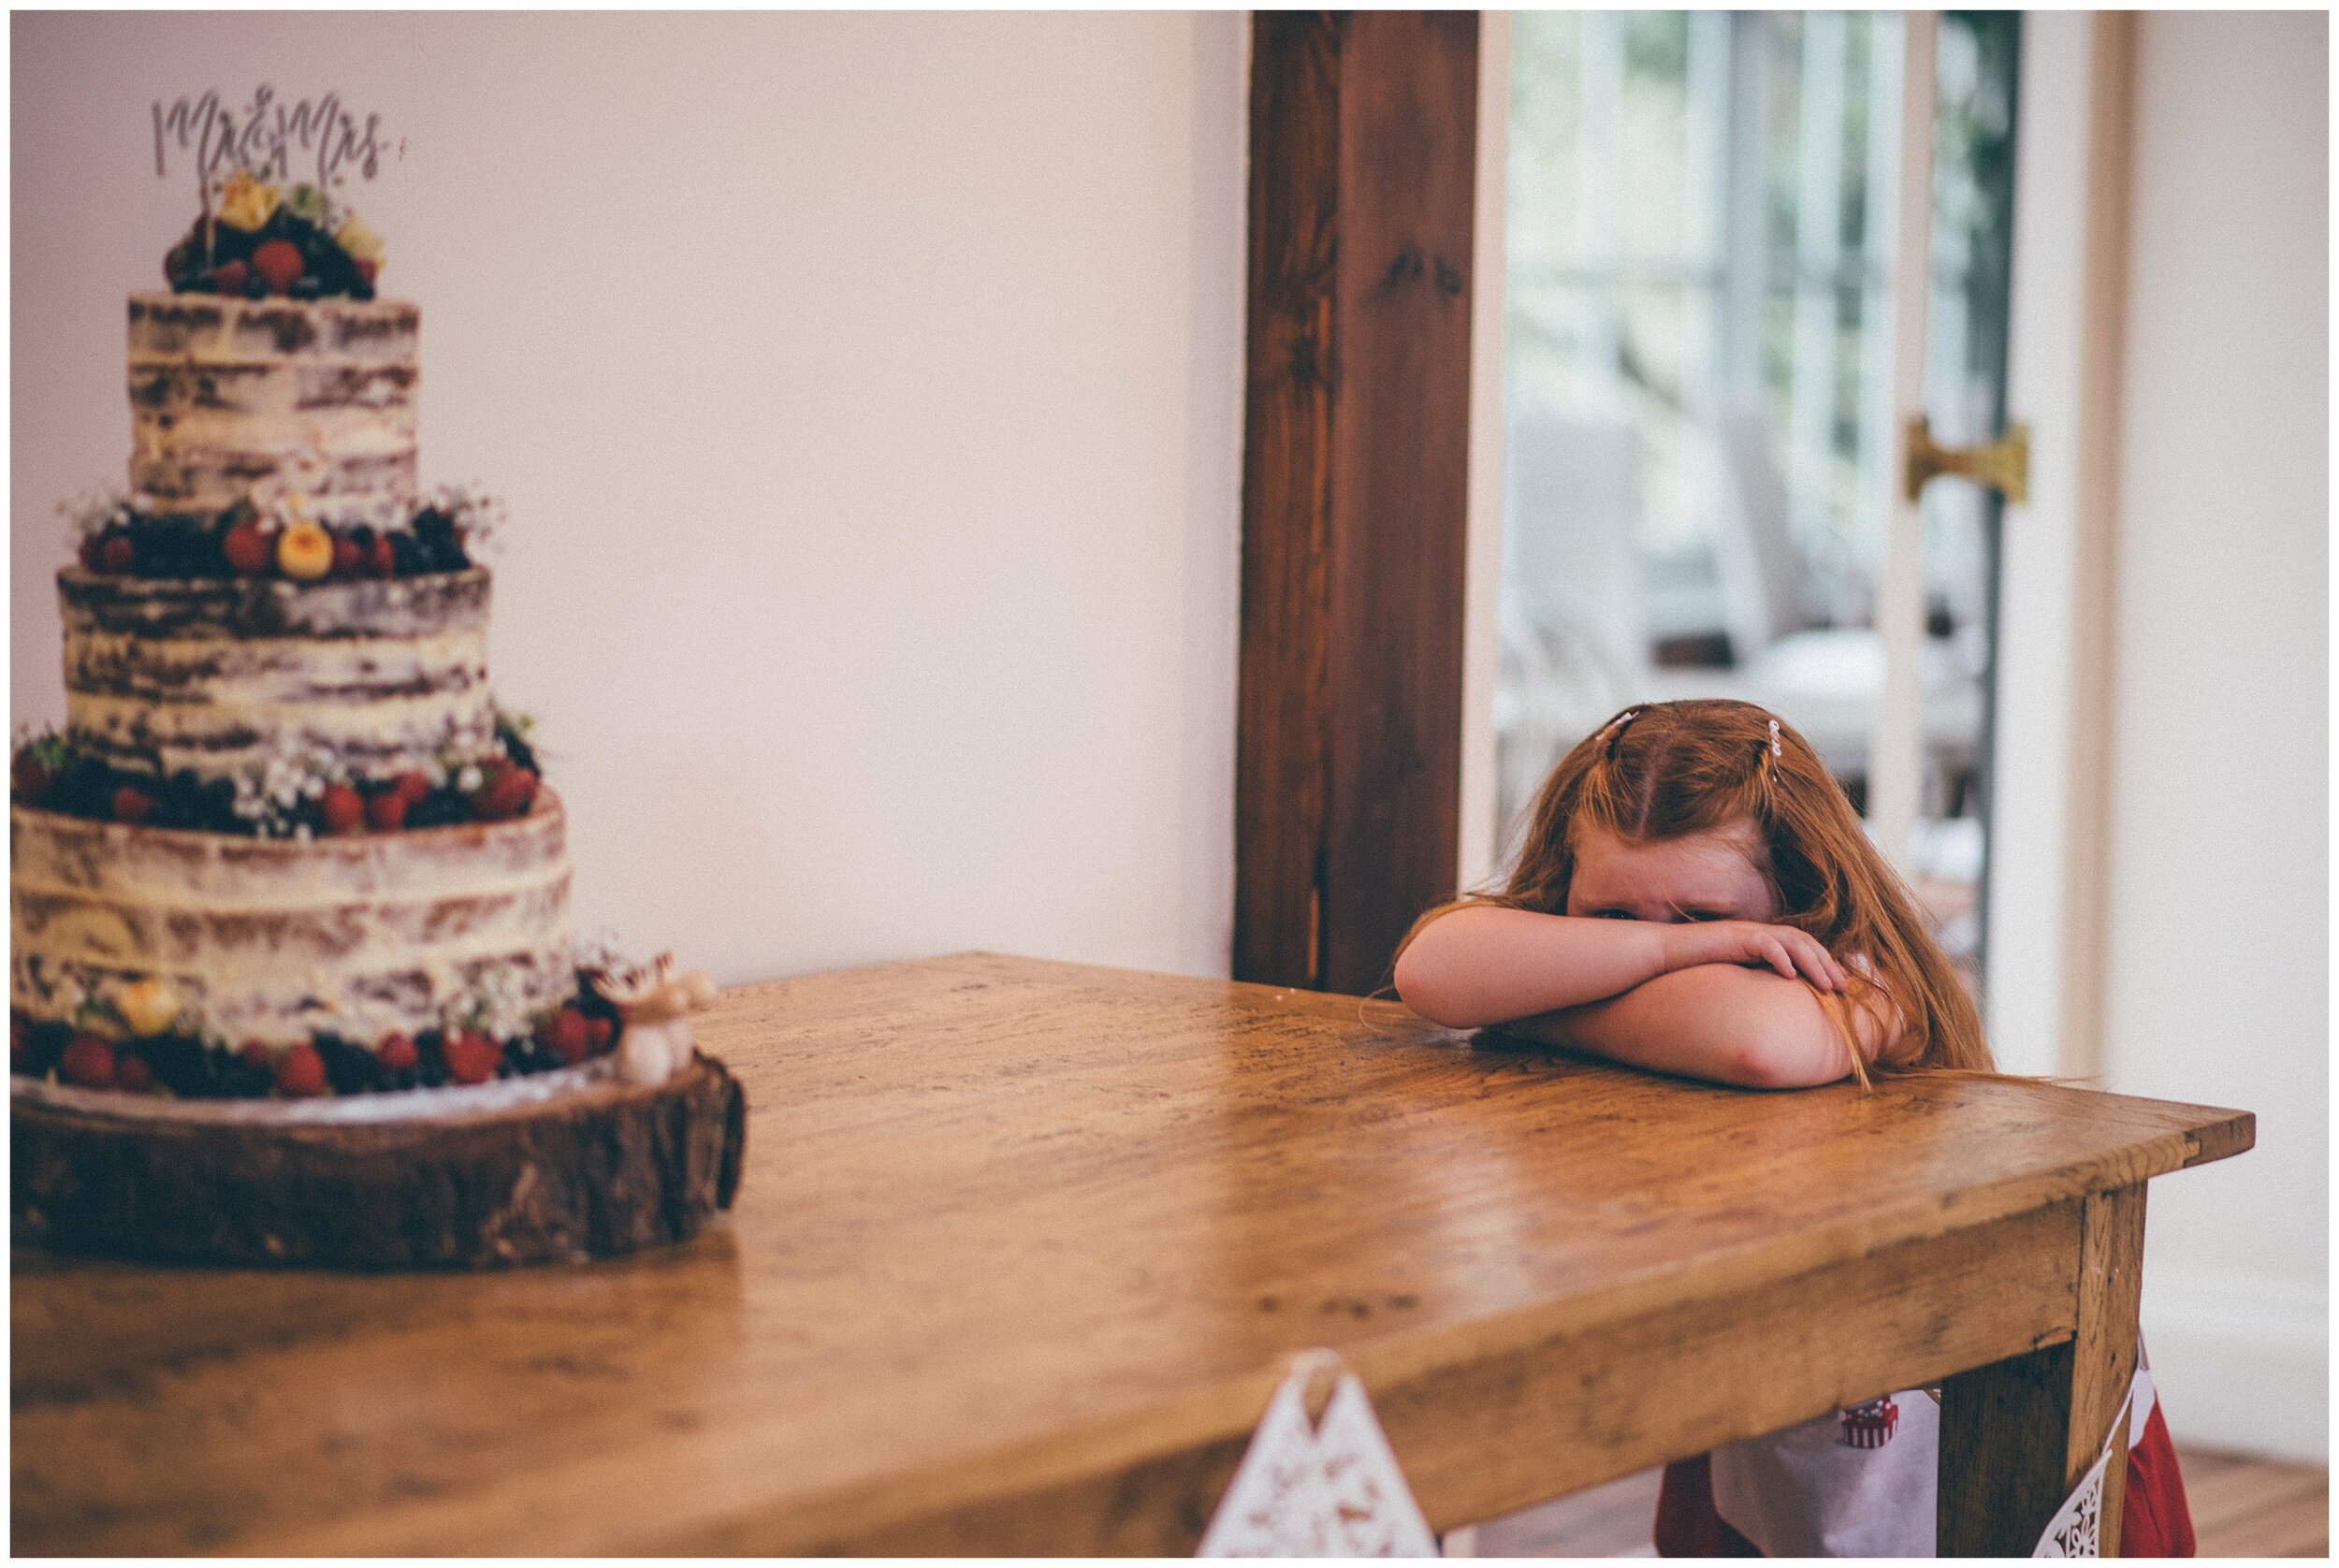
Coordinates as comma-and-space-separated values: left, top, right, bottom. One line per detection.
11, 172, 618, 1101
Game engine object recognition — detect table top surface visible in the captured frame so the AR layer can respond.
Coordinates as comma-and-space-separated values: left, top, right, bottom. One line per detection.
12, 952, 2252, 1555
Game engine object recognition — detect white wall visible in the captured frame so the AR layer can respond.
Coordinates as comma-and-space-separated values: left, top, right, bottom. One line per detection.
2104, 11, 2328, 1461
11, 13, 1247, 986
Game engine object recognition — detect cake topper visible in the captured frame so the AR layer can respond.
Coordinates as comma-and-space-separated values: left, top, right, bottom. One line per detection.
153, 87, 384, 244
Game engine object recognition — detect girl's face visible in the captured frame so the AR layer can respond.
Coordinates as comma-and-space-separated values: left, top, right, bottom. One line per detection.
1564, 819, 1780, 923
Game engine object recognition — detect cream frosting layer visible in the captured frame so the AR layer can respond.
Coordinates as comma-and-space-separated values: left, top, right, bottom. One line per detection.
127, 293, 419, 528
59, 567, 494, 787
11, 793, 574, 1048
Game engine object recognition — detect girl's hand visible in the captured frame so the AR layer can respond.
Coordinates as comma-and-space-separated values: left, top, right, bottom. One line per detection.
1663, 921, 1846, 992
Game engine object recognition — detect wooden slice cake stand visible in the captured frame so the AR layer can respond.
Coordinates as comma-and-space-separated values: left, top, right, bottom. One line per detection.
11, 1053, 745, 1269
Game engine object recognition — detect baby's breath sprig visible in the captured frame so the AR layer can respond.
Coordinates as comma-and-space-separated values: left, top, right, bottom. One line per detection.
420, 485, 508, 556
59, 488, 138, 548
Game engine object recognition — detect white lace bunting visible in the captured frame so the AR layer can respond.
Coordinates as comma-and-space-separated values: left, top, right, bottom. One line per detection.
1197, 1350, 1438, 1558
2033, 1389, 2136, 1558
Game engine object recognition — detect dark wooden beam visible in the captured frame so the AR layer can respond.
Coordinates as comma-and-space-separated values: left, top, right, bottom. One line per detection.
1234, 12, 1479, 995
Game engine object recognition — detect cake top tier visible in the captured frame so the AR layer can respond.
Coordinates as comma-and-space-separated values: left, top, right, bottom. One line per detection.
161, 170, 385, 303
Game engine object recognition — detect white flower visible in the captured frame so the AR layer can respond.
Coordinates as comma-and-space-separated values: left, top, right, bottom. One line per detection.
457, 765, 483, 793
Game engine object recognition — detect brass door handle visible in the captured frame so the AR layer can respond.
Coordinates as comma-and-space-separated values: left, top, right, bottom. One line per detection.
1904, 416, 2029, 505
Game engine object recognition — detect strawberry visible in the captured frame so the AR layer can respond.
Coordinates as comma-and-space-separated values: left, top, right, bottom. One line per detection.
115, 1053, 155, 1093
274, 1041, 327, 1097
320, 783, 365, 835
475, 767, 538, 821
211, 259, 250, 297
80, 532, 107, 572
376, 1032, 418, 1072
587, 1015, 615, 1054
366, 533, 398, 578
355, 256, 378, 287
539, 1005, 592, 1067
111, 786, 154, 825
392, 770, 432, 805
331, 534, 363, 578
223, 520, 273, 576
443, 1029, 501, 1085
60, 1034, 116, 1089
252, 239, 304, 295
365, 788, 408, 832
98, 534, 137, 574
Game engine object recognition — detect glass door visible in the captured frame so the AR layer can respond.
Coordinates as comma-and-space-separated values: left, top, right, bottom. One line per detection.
1495, 10, 2019, 991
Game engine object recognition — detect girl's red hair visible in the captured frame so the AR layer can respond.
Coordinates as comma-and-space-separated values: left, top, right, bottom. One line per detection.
1402, 699, 1992, 1076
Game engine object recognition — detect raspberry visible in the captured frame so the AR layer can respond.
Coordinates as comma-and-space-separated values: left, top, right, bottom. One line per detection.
111, 786, 154, 825
321, 783, 365, 835
392, 771, 432, 804
98, 534, 137, 574
211, 259, 250, 296
365, 788, 408, 832
238, 1040, 274, 1075
223, 520, 273, 575
587, 1015, 616, 1054
376, 1032, 418, 1072
274, 1041, 327, 1097
366, 533, 398, 578
252, 240, 304, 294
443, 1030, 501, 1085
60, 1035, 116, 1088
540, 1006, 592, 1066
115, 1053, 154, 1093
331, 534, 363, 578
476, 767, 538, 821
355, 256, 378, 287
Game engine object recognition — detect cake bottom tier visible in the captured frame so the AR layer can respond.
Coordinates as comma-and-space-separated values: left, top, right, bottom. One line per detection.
10, 793, 573, 1050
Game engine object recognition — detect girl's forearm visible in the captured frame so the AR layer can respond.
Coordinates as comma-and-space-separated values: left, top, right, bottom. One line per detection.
1393, 905, 1673, 1028
1503, 965, 1859, 1089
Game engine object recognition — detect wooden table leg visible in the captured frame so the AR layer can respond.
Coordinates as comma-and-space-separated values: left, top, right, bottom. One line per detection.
1939, 1184, 2145, 1556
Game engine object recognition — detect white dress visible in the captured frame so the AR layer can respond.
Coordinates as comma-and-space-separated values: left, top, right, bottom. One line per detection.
1707, 1357, 2158, 1557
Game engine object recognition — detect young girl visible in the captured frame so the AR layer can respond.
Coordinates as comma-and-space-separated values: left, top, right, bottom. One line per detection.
1394, 700, 2194, 1556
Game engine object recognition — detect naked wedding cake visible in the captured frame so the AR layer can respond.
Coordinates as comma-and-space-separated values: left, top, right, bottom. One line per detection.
10, 167, 682, 1103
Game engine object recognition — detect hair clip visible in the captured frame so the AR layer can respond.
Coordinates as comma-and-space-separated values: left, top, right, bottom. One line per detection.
1767, 718, 1782, 759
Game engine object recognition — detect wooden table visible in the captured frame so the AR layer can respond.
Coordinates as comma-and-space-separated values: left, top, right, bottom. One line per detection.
13, 953, 2251, 1556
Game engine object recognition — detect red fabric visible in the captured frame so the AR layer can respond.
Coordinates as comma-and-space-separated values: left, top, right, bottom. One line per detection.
1654, 1455, 1763, 1556
2121, 1400, 2197, 1557
1652, 1400, 2196, 1558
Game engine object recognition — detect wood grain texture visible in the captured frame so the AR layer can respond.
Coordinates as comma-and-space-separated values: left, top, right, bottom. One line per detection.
11, 1053, 744, 1269
1235, 13, 1478, 995
11, 954, 2250, 1555
1938, 1183, 2146, 1555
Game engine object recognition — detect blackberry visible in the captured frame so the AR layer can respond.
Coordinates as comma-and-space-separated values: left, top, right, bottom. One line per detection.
313, 1033, 381, 1096
142, 1033, 212, 1097
15, 1019, 71, 1079
414, 1028, 450, 1089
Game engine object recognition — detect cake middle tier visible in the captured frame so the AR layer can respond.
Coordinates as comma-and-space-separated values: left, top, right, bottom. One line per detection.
61, 567, 496, 786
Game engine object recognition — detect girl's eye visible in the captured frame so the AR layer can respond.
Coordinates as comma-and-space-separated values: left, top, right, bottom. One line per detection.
1588, 908, 1635, 921
1683, 909, 1729, 922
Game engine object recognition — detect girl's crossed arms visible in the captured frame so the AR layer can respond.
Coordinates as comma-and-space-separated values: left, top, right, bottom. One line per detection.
1394, 702, 1986, 1089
